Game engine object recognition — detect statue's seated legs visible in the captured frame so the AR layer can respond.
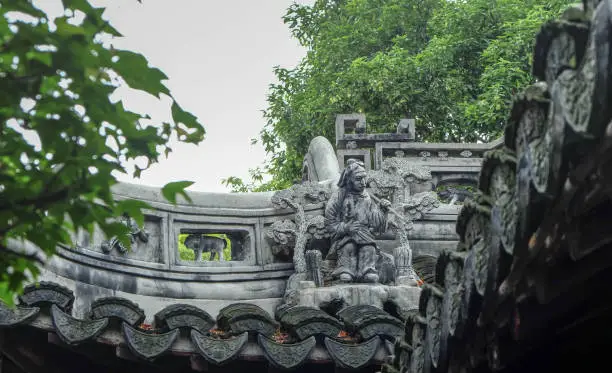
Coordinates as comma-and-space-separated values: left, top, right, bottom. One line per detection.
332, 242, 379, 283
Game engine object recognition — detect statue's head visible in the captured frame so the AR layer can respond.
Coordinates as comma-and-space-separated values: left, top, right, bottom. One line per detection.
338, 159, 367, 194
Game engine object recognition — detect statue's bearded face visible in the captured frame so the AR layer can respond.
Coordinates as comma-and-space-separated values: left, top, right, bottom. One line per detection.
350, 170, 367, 193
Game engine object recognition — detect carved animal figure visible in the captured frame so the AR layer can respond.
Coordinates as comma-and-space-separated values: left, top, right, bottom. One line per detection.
183, 234, 227, 261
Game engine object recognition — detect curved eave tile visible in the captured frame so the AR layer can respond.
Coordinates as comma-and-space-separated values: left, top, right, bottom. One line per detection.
358, 322, 404, 341
217, 303, 278, 336
154, 304, 215, 332
324, 336, 381, 370
280, 306, 343, 340
19, 282, 74, 312
122, 322, 179, 360
191, 330, 248, 365
294, 321, 343, 340
258, 334, 316, 370
337, 305, 385, 322
0, 301, 39, 327
89, 297, 145, 326
229, 317, 278, 336
51, 304, 108, 345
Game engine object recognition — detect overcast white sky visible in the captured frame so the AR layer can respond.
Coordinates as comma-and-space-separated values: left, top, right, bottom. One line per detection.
55, 1, 312, 193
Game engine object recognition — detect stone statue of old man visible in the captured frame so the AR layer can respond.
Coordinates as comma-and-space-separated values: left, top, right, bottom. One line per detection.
325, 159, 391, 283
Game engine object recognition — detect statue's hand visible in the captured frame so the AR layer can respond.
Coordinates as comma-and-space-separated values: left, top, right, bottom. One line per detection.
348, 221, 365, 231
379, 198, 392, 211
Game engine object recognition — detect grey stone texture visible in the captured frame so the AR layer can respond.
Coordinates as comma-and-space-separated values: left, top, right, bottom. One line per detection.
21, 111, 502, 323
294, 283, 421, 313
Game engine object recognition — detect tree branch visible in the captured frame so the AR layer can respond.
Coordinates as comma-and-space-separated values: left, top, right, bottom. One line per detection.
0, 239, 46, 266
0, 187, 70, 211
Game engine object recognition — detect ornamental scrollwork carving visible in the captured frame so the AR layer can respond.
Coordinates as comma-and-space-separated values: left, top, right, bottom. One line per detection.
401, 192, 440, 221
270, 182, 331, 272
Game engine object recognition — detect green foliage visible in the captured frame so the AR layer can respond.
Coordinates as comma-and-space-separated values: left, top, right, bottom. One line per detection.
177, 233, 232, 261
0, 0, 205, 303
162, 181, 194, 204
224, 0, 574, 192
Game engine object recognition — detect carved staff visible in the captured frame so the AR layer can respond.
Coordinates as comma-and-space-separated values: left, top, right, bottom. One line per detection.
368, 193, 412, 230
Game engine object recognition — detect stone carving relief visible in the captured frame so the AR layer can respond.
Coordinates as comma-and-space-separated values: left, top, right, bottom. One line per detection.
271, 155, 439, 311
325, 159, 392, 283
419, 151, 431, 160
266, 220, 297, 261
100, 214, 149, 255
368, 157, 438, 216
183, 234, 229, 261
269, 182, 331, 268
346, 141, 358, 149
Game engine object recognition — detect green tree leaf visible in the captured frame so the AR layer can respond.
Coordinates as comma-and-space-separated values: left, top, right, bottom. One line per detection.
225, 0, 574, 191
161, 181, 194, 204
112, 50, 170, 98
0, 0, 205, 296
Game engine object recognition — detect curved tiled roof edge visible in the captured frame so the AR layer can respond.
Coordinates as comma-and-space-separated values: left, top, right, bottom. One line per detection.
385, 1, 612, 372
0, 282, 408, 370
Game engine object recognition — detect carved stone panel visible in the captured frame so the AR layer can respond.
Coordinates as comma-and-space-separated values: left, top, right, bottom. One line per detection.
74, 213, 165, 263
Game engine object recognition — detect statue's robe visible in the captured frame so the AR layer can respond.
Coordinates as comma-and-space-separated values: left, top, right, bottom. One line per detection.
324, 190, 387, 279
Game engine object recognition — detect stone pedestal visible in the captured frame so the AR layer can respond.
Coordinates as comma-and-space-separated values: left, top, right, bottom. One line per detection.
294, 283, 421, 314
